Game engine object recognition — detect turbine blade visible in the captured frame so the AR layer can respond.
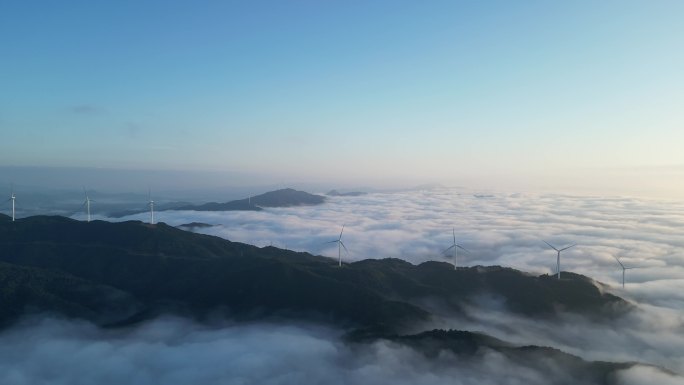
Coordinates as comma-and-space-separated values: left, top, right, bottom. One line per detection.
543, 240, 559, 251
456, 244, 470, 253
612, 255, 625, 269
452, 228, 456, 244
324, 240, 338, 244
442, 245, 455, 254
339, 241, 349, 254
339, 225, 345, 240
560, 244, 576, 251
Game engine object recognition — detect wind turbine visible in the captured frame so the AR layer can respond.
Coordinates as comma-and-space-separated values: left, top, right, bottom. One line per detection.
148, 189, 155, 225
613, 256, 636, 288
443, 228, 469, 267
4, 184, 16, 221
326, 225, 348, 267
544, 241, 575, 279
10, 184, 17, 222
82, 187, 94, 222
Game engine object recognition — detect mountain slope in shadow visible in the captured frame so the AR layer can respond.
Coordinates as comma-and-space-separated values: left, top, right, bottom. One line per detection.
0, 214, 629, 332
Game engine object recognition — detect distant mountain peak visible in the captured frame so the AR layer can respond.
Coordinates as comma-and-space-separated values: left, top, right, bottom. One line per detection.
175, 188, 326, 212
108, 188, 327, 216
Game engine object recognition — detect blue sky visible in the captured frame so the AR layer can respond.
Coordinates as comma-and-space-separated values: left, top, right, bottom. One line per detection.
1, 1, 683, 190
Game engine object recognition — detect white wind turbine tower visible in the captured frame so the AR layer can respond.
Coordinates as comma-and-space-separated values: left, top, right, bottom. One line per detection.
613, 256, 636, 288
10, 184, 16, 222
148, 189, 155, 225
326, 225, 348, 267
5, 184, 16, 221
544, 241, 575, 279
82, 187, 94, 222
443, 228, 469, 267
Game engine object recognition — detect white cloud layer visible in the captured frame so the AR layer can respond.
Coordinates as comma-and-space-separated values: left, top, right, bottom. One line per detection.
96, 188, 684, 377
0, 316, 678, 385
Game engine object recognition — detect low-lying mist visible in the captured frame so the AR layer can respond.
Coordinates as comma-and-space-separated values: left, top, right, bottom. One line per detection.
1, 316, 680, 385
421, 295, 684, 374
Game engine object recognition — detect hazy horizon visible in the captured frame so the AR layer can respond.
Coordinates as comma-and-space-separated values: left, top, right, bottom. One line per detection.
2, 1, 683, 199
1, 165, 683, 202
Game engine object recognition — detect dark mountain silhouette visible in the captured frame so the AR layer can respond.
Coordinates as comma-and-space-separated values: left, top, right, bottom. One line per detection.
0, 214, 422, 329
0, 260, 141, 329
0, 214, 629, 332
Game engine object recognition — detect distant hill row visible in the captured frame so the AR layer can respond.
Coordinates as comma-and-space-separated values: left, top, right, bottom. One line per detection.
109, 188, 328, 217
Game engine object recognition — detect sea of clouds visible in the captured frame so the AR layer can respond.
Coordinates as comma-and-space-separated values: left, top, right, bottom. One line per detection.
109, 188, 684, 308
0, 316, 680, 385
54, 188, 684, 382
